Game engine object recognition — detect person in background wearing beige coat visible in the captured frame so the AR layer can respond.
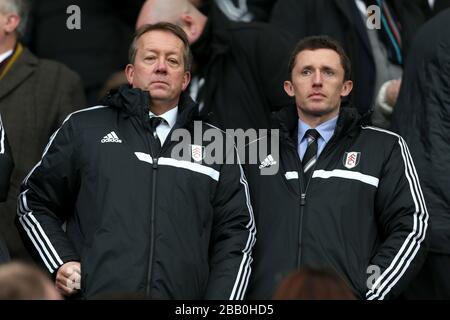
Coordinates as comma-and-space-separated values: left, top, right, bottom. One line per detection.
0, 0, 85, 261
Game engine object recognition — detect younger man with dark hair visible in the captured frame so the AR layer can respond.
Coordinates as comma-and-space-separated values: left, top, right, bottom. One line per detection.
245, 36, 429, 300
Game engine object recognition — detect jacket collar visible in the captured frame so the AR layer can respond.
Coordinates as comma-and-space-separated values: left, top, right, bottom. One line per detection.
101, 85, 199, 129
0, 44, 37, 99
272, 103, 371, 146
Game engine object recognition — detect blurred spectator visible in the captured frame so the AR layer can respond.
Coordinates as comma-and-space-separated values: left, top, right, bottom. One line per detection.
391, 9, 450, 299
270, 0, 425, 128
0, 261, 62, 299
0, 0, 85, 261
214, 0, 276, 22
137, 0, 294, 130
26, 0, 144, 104
273, 267, 356, 300
190, 0, 276, 22
419, 0, 450, 19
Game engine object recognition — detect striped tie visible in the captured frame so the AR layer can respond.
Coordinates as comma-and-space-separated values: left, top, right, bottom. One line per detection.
302, 129, 320, 185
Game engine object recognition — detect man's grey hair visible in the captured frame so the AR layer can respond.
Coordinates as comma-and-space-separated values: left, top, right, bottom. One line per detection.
0, 0, 29, 37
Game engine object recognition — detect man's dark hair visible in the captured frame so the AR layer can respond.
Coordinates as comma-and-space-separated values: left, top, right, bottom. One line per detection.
273, 266, 356, 300
288, 35, 352, 81
128, 22, 192, 72
0, 262, 59, 299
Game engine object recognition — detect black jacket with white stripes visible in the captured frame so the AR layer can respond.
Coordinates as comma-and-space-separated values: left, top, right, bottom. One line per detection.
15, 86, 255, 299
245, 105, 429, 300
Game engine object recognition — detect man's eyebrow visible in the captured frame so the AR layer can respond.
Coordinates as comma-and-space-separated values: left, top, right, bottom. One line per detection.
299, 64, 337, 70
142, 48, 180, 56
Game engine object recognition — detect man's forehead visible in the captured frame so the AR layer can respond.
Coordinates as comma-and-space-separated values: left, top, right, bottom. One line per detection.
139, 30, 183, 45
138, 30, 184, 51
295, 49, 342, 67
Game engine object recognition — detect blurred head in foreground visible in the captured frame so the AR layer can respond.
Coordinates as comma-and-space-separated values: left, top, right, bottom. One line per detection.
0, 261, 62, 300
273, 266, 356, 300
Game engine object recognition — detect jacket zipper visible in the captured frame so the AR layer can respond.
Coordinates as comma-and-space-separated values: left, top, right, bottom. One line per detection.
297, 192, 306, 267
144, 115, 160, 296
295, 131, 340, 268
143, 117, 181, 295
146, 154, 158, 296
285, 140, 306, 268
135, 105, 194, 296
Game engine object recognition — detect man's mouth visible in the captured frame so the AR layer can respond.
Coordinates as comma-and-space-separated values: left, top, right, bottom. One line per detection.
151, 81, 169, 86
308, 92, 326, 98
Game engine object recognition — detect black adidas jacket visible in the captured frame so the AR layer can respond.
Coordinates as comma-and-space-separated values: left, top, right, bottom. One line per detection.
245, 105, 429, 300
16, 86, 255, 299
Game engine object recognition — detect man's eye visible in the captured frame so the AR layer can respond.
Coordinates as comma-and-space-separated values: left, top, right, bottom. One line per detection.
145, 56, 156, 62
324, 70, 335, 76
301, 69, 312, 76
168, 58, 179, 65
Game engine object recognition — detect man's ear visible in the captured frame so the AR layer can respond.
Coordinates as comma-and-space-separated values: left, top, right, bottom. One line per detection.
284, 80, 295, 97
179, 14, 197, 42
125, 64, 134, 86
340, 80, 353, 97
4, 14, 20, 34
182, 71, 191, 91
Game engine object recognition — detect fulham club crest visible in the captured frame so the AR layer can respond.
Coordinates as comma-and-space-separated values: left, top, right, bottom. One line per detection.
343, 152, 361, 169
191, 144, 205, 162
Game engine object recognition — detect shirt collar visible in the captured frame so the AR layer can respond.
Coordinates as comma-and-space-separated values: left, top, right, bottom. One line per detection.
149, 106, 178, 129
0, 49, 13, 64
298, 116, 338, 143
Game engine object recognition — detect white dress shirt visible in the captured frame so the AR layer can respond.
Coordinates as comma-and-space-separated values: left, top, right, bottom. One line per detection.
149, 106, 178, 145
0, 49, 13, 64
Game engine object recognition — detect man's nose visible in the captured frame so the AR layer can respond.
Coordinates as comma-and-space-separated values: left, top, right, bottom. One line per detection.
312, 70, 323, 86
155, 58, 168, 73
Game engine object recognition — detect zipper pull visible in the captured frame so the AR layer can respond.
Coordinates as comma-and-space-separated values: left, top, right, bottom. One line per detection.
300, 193, 306, 206
152, 157, 158, 169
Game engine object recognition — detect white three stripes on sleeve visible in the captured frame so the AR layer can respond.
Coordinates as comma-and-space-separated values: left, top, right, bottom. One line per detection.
229, 150, 256, 300
202, 122, 256, 300
362, 126, 429, 300
17, 105, 109, 273
17, 190, 64, 273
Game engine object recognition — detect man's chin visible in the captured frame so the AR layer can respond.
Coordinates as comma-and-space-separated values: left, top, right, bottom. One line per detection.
304, 104, 330, 116
148, 89, 170, 100
298, 103, 339, 118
